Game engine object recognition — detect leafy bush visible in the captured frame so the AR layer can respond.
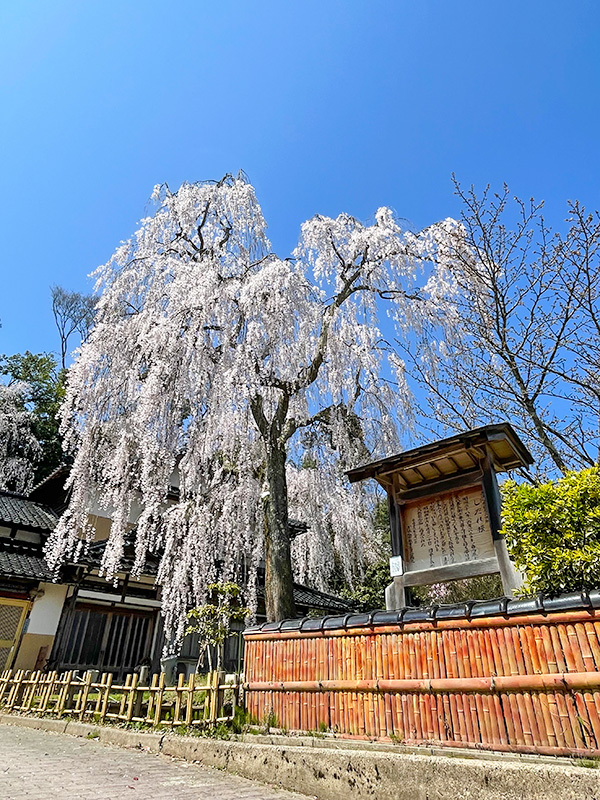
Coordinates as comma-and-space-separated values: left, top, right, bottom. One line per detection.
501, 467, 600, 595
341, 560, 390, 611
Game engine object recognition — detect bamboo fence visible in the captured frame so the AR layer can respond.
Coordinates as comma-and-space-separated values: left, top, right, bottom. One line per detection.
0, 668, 239, 728
244, 608, 600, 757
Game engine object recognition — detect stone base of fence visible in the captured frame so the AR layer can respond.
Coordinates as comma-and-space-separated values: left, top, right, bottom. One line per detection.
2, 713, 600, 800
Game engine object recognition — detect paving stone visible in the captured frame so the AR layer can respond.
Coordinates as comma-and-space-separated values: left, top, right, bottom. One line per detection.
0, 724, 311, 800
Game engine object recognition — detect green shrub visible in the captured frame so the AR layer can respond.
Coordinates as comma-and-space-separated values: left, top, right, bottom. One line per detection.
501, 467, 600, 595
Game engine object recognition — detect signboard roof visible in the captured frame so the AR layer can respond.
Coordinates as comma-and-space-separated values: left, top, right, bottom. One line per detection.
346, 423, 533, 489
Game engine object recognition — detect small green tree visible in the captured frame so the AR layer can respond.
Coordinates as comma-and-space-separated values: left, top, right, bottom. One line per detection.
186, 582, 250, 672
501, 467, 600, 595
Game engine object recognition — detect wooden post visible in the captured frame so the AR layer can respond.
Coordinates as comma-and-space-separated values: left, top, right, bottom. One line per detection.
480, 451, 523, 596
385, 577, 406, 610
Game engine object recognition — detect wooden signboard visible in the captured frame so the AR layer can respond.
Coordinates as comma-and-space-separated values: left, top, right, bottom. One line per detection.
347, 424, 534, 608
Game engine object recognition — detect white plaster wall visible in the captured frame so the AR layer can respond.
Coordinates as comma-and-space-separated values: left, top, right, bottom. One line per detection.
27, 583, 68, 636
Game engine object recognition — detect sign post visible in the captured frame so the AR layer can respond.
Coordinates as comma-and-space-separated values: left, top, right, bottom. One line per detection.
347, 423, 533, 609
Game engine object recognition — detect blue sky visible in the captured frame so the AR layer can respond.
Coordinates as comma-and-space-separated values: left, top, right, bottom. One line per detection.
1, 1, 599, 360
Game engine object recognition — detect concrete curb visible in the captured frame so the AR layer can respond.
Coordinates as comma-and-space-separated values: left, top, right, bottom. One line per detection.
1, 713, 600, 799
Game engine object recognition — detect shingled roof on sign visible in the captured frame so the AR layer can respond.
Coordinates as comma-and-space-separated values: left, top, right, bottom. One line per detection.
0, 492, 57, 532
346, 422, 533, 488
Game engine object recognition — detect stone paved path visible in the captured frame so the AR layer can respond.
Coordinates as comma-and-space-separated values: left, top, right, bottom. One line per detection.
0, 724, 312, 800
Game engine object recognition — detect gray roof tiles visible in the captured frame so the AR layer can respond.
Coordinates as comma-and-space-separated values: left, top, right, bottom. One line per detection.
0, 492, 57, 531
0, 546, 55, 581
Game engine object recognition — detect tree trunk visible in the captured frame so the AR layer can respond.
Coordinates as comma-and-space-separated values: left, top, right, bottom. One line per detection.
264, 444, 296, 621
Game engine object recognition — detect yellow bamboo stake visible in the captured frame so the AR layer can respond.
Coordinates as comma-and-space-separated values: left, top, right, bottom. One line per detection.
209, 670, 220, 723
118, 675, 131, 720
40, 671, 57, 713
94, 674, 106, 715
153, 673, 166, 726
185, 673, 195, 725
24, 670, 40, 711
79, 671, 93, 719
126, 674, 138, 722
174, 672, 184, 725
99, 673, 113, 722
146, 674, 158, 722
0, 669, 12, 705
57, 671, 73, 717
6, 670, 24, 711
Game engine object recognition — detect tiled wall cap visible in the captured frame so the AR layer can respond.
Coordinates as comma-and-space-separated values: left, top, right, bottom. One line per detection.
370, 610, 401, 626
346, 613, 372, 628
542, 592, 591, 612
279, 618, 303, 631
261, 620, 282, 632
403, 607, 432, 623
435, 603, 472, 620
322, 615, 349, 630
505, 596, 544, 616
469, 597, 509, 617
300, 617, 325, 631
244, 625, 262, 634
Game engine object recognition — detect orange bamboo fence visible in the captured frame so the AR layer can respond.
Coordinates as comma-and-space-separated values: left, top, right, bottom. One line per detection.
243, 594, 600, 757
0, 668, 239, 728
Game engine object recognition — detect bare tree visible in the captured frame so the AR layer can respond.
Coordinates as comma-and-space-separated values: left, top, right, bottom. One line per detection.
50, 286, 96, 369
404, 179, 600, 479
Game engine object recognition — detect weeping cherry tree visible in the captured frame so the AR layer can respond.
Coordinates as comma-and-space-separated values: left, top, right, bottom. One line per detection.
46, 174, 462, 643
0, 382, 41, 493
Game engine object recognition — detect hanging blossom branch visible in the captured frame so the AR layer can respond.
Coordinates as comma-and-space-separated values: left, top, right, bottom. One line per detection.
0, 382, 41, 493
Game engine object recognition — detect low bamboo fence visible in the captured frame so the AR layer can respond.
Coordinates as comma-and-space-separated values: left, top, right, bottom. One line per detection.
0, 668, 239, 728
244, 606, 600, 757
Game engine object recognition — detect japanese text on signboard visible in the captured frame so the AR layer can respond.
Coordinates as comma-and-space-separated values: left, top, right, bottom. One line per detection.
401, 486, 495, 573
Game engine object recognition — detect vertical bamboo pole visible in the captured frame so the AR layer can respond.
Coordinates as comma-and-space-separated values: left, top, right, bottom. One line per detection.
0, 669, 12, 705
207, 669, 219, 723
99, 673, 113, 723
174, 672, 184, 725
6, 670, 24, 711
126, 673, 138, 723
23, 670, 39, 711
40, 671, 57, 714
185, 673, 195, 726
94, 674, 106, 715
57, 671, 73, 717
78, 671, 93, 720
146, 674, 158, 722
153, 672, 166, 726
117, 675, 131, 721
